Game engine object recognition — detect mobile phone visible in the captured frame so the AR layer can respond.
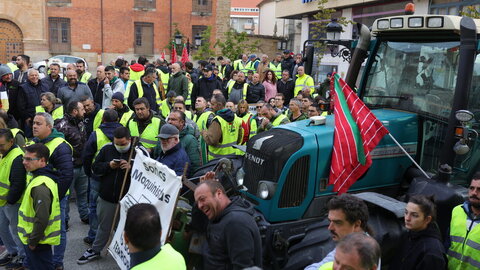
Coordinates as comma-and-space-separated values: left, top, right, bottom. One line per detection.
113, 159, 121, 163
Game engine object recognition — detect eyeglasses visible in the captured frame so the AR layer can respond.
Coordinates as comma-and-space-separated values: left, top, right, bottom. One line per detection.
256, 106, 262, 109
22, 157, 40, 162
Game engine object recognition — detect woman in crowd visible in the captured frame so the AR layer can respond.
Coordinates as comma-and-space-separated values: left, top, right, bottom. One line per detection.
236, 99, 257, 143
287, 98, 307, 122
36, 92, 64, 121
263, 69, 277, 102
390, 195, 447, 270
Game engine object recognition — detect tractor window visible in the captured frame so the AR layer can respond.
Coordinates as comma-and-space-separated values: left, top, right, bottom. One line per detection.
363, 41, 460, 120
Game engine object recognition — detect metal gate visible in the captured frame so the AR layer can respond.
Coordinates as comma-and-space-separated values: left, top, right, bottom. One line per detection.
0, 19, 24, 64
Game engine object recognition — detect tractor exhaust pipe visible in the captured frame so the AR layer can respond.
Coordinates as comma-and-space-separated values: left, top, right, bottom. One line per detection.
345, 23, 371, 89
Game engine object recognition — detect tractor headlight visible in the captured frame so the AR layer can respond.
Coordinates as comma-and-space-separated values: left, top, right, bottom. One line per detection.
257, 181, 277, 200
427, 17, 443, 28
236, 168, 245, 186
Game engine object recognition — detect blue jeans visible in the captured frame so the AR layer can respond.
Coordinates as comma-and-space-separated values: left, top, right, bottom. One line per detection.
24, 244, 53, 270
0, 204, 25, 257
53, 197, 67, 268
87, 178, 100, 241
66, 167, 89, 222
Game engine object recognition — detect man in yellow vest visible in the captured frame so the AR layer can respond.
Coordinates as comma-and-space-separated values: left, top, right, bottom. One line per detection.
201, 94, 243, 161
19, 143, 61, 270
0, 129, 27, 268
127, 98, 162, 151
82, 109, 122, 246
447, 174, 480, 269
269, 53, 283, 80
233, 54, 249, 73
31, 112, 73, 270
80, 96, 104, 137
75, 59, 92, 84
126, 68, 162, 114
193, 97, 214, 165
257, 104, 290, 133
294, 66, 315, 96
125, 203, 186, 270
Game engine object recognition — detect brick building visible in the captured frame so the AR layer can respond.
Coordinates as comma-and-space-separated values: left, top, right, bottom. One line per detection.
0, 0, 230, 69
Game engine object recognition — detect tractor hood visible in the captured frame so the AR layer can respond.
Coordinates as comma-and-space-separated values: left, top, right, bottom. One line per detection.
242, 109, 418, 223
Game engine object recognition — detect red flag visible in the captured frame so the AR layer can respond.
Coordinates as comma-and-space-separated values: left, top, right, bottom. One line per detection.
171, 42, 177, 63
329, 73, 389, 194
161, 49, 166, 61
181, 44, 189, 65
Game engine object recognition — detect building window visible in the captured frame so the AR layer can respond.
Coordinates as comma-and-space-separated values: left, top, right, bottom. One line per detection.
134, 22, 154, 55
430, 0, 480, 15
134, 0, 156, 9
46, 0, 71, 7
192, 0, 212, 15
49, 17, 71, 54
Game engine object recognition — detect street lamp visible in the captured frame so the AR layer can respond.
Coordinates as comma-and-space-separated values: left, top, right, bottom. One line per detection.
194, 33, 202, 47
174, 33, 183, 46
326, 18, 342, 41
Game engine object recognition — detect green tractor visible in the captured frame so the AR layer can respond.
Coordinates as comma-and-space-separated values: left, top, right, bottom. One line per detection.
171, 14, 480, 269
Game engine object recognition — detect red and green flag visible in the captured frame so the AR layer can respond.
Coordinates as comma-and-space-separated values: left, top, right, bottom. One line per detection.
181, 44, 189, 65
329, 73, 389, 194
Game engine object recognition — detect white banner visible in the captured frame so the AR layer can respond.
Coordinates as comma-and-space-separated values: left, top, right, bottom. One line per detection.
108, 149, 183, 270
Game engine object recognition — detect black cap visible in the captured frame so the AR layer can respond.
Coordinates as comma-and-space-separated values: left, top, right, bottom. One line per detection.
203, 64, 214, 71
283, 49, 291, 54
156, 124, 179, 139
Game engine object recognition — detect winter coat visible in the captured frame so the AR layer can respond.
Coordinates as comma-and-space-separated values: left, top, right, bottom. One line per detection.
281, 56, 295, 77
276, 78, 295, 105
246, 82, 265, 103
83, 122, 123, 178
99, 77, 124, 109
92, 143, 140, 203
88, 78, 105, 104
191, 75, 223, 104
41, 75, 67, 96
17, 80, 49, 120
204, 196, 262, 270
167, 71, 189, 100
390, 223, 447, 270
263, 80, 277, 102
32, 129, 73, 200
0, 79, 21, 121
156, 142, 190, 176
54, 114, 87, 167
13, 70, 28, 84
84, 102, 102, 137
57, 82, 92, 107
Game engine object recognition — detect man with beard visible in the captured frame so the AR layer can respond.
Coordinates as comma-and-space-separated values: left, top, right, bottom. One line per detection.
13, 55, 30, 84
76, 59, 92, 83
447, 173, 480, 269
155, 124, 189, 176
17, 69, 49, 137
57, 70, 92, 107
167, 63, 188, 100
41, 63, 67, 96
305, 194, 372, 270
281, 50, 295, 77
126, 98, 162, 151
110, 92, 133, 126
191, 65, 223, 104
54, 101, 89, 224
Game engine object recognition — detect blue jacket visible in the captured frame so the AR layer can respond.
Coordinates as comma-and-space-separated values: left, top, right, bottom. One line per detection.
82, 122, 122, 178
18, 80, 49, 120
33, 129, 73, 200
156, 142, 190, 176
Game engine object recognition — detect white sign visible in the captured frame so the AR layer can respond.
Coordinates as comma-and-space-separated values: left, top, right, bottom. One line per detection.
82, 44, 91, 50
108, 149, 182, 270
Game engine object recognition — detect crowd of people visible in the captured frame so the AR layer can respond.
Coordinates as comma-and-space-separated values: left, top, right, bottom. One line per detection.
0, 51, 477, 270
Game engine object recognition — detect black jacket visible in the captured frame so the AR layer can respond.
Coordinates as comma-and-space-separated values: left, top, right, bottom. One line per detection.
4, 145, 26, 204
17, 80, 48, 120
276, 78, 295, 105
390, 223, 447, 270
205, 196, 262, 270
54, 114, 87, 167
82, 122, 122, 178
41, 75, 67, 96
92, 144, 145, 203
281, 56, 295, 77
0, 79, 20, 121
84, 102, 102, 137
87, 78, 105, 105
191, 75, 223, 104
13, 70, 28, 84
246, 82, 265, 103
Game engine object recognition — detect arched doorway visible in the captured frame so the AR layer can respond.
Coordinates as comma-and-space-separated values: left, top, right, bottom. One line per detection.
0, 19, 23, 64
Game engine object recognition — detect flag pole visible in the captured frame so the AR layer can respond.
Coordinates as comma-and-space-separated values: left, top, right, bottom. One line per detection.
387, 133, 430, 179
